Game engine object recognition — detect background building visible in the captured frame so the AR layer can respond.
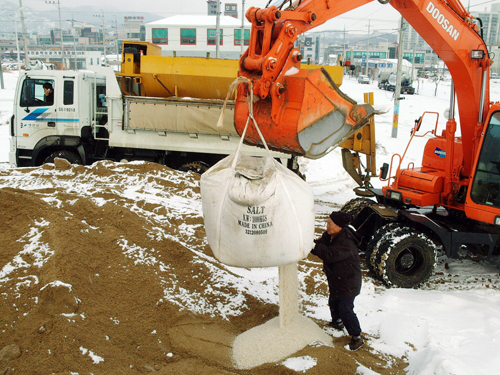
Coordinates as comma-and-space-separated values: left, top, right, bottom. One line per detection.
145, 15, 250, 59
472, 3, 500, 46
224, 3, 238, 18
119, 16, 145, 42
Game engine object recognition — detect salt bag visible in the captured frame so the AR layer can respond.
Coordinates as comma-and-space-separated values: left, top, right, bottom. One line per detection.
200, 153, 315, 268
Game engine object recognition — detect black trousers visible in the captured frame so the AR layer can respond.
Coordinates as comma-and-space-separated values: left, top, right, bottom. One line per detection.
329, 296, 362, 336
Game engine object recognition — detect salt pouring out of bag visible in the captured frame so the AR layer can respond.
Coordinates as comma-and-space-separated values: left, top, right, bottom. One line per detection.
200, 78, 315, 268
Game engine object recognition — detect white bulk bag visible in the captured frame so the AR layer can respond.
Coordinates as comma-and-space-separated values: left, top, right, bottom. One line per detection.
200, 118, 314, 268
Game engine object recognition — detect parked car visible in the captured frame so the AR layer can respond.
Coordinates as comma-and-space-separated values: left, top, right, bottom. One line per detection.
357, 75, 370, 84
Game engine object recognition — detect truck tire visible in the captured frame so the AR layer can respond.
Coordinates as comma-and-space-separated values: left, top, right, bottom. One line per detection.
43, 151, 82, 165
180, 161, 210, 174
374, 226, 437, 288
340, 197, 376, 219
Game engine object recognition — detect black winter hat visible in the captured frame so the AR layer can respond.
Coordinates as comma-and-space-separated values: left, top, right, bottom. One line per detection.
329, 211, 353, 228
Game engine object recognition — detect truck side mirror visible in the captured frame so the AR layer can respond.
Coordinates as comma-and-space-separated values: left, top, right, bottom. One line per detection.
380, 163, 389, 179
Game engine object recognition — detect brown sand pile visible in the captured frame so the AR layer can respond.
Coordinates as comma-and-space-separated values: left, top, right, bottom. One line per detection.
0, 160, 407, 374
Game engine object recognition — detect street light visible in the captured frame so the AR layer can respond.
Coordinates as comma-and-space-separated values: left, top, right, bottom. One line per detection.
45, 0, 64, 69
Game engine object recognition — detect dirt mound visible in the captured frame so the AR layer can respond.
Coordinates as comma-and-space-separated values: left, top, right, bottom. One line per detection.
0, 161, 406, 374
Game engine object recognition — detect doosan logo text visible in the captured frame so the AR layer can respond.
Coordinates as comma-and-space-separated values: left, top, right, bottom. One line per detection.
426, 1, 460, 41
434, 147, 446, 158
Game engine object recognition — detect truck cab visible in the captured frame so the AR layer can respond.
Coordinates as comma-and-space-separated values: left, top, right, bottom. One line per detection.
10, 70, 107, 166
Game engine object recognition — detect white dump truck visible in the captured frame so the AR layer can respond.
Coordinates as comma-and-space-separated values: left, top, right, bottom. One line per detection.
8, 41, 345, 173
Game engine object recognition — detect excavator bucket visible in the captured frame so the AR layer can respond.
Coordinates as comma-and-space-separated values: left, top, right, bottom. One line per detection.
235, 68, 375, 159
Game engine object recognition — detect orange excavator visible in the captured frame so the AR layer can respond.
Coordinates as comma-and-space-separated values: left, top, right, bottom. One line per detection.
235, 0, 500, 288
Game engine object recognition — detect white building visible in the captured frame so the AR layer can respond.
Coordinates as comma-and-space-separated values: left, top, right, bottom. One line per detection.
26, 49, 103, 70
119, 16, 145, 41
145, 15, 251, 59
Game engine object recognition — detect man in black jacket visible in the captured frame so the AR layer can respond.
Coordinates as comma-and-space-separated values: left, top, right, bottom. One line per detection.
311, 211, 364, 351
43, 82, 54, 105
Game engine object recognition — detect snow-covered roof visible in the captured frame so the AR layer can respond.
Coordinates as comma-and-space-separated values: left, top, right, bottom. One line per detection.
147, 15, 249, 27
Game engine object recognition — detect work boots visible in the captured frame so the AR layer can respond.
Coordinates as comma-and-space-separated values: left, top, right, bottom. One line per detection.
328, 319, 344, 331
349, 335, 364, 351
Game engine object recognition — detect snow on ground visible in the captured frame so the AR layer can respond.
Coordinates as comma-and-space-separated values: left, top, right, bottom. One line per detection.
1, 68, 500, 374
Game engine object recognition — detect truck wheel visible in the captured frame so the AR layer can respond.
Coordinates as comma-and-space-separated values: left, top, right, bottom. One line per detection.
43, 151, 82, 165
375, 226, 437, 288
180, 161, 210, 174
340, 198, 376, 219
365, 223, 404, 278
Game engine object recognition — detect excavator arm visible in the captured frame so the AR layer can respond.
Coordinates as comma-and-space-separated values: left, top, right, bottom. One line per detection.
236, 0, 492, 174
236, 0, 376, 158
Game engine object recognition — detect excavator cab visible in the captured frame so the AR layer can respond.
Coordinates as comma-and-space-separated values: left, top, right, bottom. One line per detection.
470, 113, 500, 207
467, 108, 500, 223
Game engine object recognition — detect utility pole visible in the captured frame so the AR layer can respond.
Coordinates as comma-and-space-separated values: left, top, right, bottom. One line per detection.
0, 64, 4, 89
343, 26, 346, 65
71, 14, 77, 69
366, 20, 370, 76
46, 1, 64, 69
94, 11, 106, 64
101, 10, 106, 65
19, 0, 30, 69
114, 16, 119, 71
14, 15, 21, 71
392, 17, 405, 138
240, 0, 245, 55
411, 46, 415, 82
215, 0, 221, 58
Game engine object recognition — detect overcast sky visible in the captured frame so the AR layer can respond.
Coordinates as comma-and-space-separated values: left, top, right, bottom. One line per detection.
8, 0, 500, 36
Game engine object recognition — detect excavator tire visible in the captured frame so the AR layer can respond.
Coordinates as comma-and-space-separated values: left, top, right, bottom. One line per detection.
43, 150, 82, 165
374, 226, 437, 288
365, 223, 405, 278
340, 197, 376, 220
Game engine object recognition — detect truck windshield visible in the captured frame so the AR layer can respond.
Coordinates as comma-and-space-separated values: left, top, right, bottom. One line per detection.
470, 111, 500, 207
20, 78, 55, 107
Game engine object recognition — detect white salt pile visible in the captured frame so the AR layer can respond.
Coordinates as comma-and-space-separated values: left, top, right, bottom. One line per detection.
232, 263, 332, 369
232, 314, 332, 369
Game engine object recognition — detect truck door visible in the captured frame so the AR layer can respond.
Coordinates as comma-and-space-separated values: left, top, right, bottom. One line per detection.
18, 77, 57, 135
14, 75, 79, 166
